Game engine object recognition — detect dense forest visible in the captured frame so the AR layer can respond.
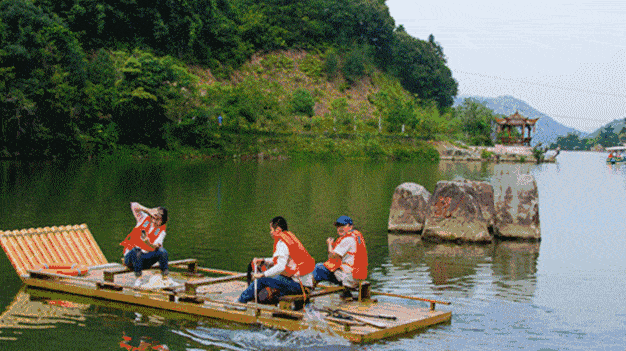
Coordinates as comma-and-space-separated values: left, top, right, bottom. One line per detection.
0, 0, 492, 160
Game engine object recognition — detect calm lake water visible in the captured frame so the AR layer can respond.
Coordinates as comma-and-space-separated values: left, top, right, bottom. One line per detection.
1, 151, 625, 350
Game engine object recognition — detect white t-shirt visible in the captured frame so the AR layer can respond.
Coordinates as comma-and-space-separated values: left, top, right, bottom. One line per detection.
332, 235, 357, 288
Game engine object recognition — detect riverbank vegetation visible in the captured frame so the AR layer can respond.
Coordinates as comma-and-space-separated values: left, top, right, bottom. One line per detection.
1, 0, 494, 161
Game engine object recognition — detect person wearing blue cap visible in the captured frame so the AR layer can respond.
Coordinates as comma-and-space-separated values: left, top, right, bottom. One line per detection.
311, 215, 368, 299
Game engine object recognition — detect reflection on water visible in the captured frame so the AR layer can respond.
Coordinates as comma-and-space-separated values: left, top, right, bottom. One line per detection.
0, 287, 359, 351
386, 235, 538, 303
2, 152, 626, 350
437, 161, 537, 182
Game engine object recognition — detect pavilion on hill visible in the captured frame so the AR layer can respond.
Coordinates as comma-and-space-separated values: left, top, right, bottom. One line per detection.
495, 111, 539, 146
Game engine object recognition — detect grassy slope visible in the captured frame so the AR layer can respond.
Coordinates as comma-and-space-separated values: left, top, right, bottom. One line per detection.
177, 50, 440, 162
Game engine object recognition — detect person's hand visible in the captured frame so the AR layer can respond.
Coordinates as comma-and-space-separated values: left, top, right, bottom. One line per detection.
326, 237, 334, 246
147, 208, 160, 219
252, 258, 264, 267
253, 273, 264, 280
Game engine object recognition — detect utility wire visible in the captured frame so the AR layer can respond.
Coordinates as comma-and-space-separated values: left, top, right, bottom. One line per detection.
453, 70, 626, 98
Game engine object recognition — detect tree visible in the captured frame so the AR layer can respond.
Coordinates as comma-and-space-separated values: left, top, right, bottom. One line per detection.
389, 27, 457, 111
0, 0, 86, 158
550, 133, 586, 151
452, 99, 497, 146
597, 125, 620, 148
112, 50, 199, 147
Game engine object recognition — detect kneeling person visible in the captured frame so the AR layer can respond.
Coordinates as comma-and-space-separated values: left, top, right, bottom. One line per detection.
312, 216, 368, 297
238, 216, 315, 304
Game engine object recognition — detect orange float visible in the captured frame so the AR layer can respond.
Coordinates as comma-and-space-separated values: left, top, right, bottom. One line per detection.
34, 263, 89, 276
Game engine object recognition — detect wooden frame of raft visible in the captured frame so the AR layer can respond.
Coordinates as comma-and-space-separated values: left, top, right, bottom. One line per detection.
0, 224, 452, 343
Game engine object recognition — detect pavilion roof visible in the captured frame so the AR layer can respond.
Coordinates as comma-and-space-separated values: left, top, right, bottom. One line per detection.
495, 111, 539, 126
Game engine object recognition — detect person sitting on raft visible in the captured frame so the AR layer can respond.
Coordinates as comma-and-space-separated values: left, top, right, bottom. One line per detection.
119, 202, 171, 287
237, 216, 315, 304
312, 215, 368, 299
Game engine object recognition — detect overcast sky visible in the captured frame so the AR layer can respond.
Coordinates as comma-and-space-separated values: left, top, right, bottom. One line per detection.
386, 0, 626, 133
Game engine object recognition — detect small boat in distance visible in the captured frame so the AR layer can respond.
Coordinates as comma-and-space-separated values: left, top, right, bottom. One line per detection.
606, 146, 626, 164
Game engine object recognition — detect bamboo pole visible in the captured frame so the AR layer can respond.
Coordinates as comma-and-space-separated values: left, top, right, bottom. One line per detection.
370, 290, 451, 311
193, 267, 242, 276
326, 307, 397, 321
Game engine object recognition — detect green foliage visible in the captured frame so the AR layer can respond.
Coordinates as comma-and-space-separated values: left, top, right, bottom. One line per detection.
481, 149, 494, 160
112, 50, 199, 147
300, 54, 323, 79
323, 50, 340, 78
2, 0, 460, 159
451, 98, 497, 146
532, 146, 545, 163
261, 54, 294, 71
549, 132, 589, 151
291, 88, 315, 117
329, 98, 352, 129
204, 78, 286, 131
0, 0, 86, 158
389, 27, 457, 111
342, 45, 371, 84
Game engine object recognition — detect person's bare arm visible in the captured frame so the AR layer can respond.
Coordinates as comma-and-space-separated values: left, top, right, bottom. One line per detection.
131, 202, 158, 222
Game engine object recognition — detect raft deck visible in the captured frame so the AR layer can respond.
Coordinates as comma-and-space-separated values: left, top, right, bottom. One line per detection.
0, 224, 452, 343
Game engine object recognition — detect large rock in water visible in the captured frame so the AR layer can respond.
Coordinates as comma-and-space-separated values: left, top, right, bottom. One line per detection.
491, 172, 541, 240
387, 182, 431, 233
422, 179, 495, 243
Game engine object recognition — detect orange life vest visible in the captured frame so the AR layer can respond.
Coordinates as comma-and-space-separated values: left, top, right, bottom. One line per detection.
272, 230, 315, 277
119, 216, 166, 252
324, 229, 368, 280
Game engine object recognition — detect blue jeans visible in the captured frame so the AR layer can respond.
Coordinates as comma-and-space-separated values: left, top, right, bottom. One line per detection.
237, 275, 304, 303
312, 263, 341, 285
124, 247, 169, 277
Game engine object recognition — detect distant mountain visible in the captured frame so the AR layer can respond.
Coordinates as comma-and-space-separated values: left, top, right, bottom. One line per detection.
584, 118, 626, 140
453, 95, 584, 147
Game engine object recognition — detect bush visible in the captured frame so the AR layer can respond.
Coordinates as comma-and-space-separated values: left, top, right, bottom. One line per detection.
481, 149, 494, 159
342, 46, 369, 84
300, 54, 323, 79
323, 51, 339, 78
291, 88, 315, 117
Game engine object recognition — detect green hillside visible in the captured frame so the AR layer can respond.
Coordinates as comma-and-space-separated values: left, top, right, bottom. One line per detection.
0, 0, 478, 161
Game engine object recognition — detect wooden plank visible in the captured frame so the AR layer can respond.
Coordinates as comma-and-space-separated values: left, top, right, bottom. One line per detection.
103, 259, 198, 282
37, 228, 65, 265
18, 267, 452, 343
65, 226, 91, 264
30, 231, 56, 265
329, 307, 397, 321
185, 273, 246, 295
194, 267, 241, 276
370, 290, 451, 310
279, 286, 345, 302
74, 224, 108, 265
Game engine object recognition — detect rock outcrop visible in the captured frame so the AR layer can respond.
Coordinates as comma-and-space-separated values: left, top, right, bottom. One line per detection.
422, 179, 495, 243
388, 174, 541, 242
491, 172, 540, 240
387, 182, 431, 233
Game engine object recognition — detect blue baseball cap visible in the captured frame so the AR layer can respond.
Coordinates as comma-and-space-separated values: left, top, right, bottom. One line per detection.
334, 215, 353, 226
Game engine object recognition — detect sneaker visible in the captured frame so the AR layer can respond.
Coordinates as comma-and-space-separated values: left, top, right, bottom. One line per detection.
161, 276, 174, 287
134, 277, 144, 287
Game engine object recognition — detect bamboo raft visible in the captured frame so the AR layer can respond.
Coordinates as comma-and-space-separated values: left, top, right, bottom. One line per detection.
0, 224, 452, 343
